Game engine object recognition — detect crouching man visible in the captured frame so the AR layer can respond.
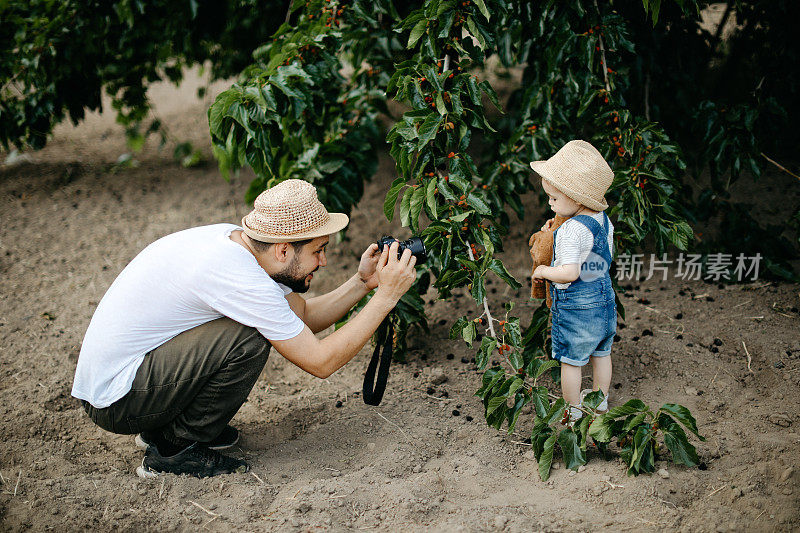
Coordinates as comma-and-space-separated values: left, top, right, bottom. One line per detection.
71, 179, 417, 478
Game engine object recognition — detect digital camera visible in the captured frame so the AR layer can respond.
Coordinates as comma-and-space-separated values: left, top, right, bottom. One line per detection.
376, 235, 428, 264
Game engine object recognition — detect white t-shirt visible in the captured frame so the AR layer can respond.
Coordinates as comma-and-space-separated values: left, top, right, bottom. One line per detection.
72, 224, 306, 408
553, 212, 614, 289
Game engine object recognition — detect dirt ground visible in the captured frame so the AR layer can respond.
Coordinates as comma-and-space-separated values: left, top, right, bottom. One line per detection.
1, 72, 799, 533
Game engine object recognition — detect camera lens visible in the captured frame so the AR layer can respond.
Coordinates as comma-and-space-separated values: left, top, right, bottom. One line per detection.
376, 235, 427, 264
402, 237, 427, 264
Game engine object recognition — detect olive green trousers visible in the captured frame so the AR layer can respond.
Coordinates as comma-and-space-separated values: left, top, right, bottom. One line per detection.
82, 317, 270, 443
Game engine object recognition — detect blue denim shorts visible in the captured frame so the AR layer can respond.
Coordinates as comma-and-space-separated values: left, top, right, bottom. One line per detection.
551, 285, 617, 367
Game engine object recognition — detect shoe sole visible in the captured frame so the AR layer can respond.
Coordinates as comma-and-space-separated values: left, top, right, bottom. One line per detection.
134, 433, 239, 452
136, 463, 248, 478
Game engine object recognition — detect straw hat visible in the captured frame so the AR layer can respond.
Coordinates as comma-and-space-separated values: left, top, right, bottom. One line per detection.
241, 179, 349, 243
529, 140, 614, 211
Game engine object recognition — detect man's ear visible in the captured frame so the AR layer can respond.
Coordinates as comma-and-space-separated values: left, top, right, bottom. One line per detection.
272, 242, 293, 263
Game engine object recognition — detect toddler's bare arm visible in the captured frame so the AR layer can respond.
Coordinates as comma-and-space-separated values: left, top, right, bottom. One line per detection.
533, 263, 580, 284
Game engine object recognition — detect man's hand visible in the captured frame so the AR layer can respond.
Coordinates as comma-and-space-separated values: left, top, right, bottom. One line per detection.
374, 241, 417, 303
357, 243, 381, 290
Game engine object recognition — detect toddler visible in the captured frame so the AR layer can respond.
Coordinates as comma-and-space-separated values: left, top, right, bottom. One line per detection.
530, 140, 616, 423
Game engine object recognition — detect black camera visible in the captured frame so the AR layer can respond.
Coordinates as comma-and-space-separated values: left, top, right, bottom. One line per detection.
376, 235, 428, 264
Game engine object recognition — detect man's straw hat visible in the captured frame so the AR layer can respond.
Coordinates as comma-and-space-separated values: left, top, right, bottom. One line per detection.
529, 140, 614, 211
241, 179, 349, 243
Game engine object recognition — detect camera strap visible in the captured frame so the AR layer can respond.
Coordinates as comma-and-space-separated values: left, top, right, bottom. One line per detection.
362, 314, 394, 406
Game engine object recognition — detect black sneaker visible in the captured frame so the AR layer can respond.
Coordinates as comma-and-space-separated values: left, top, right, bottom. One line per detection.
136, 443, 249, 478
135, 425, 239, 451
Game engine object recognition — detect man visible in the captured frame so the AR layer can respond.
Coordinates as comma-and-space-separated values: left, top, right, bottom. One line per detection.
71, 179, 417, 478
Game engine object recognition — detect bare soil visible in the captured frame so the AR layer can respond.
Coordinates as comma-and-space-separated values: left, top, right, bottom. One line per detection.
1, 73, 799, 532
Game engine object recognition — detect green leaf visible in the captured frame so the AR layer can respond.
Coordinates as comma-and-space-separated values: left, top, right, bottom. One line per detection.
476, 336, 497, 369
408, 19, 427, 48
400, 186, 413, 227
660, 416, 700, 467
557, 428, 586, 470
450, 211, 472, 222
426, 178, 438, 218
606, 399, 648, 419
466, 17, 486, 50
540, 397, 567, 426
465, 193, 491, 215
538, 431, 559, 481
622, 412, 648, 433
487, 395, 507, 416
487, 259, 522, 288
417, 114, 443, 149
383, 178, 405, 221
629, 425, 655, 475
582, 390, 606, 410
588, 415, 614, 442
530, 386, 550, 418
450, 316, 469, 340
473, 0, 490, 21
462, 320, 477, 346
410, 185, 426, 231
531, 359, 559, 382
660, 404, 704, 440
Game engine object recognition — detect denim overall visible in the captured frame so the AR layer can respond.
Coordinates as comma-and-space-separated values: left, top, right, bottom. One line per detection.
549, 213, 617, 367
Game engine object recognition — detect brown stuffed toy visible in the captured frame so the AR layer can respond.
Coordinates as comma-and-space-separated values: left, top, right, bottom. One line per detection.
528, 214, 569, 307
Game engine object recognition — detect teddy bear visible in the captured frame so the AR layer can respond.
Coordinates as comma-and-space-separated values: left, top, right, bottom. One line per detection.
528, 214, 569, 307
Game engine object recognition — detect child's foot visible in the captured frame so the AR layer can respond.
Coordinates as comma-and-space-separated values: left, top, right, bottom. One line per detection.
580, 389, 608, 412
563, 405, 583, 428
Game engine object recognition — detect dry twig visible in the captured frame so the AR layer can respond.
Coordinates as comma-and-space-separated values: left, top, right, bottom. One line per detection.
375, 411, 415, 443
742, 342, 753, 373
251, 472, 265, 484
13, 470, 21, 497
761, 152, 800, 181
188, 500, 219, 517
593, 0, 611, 92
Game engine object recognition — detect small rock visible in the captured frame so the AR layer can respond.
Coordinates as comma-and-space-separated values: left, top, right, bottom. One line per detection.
329, 470, 341, 477
494, 515, 508, 529
296, 503, 311, 514
768, 413, 792, 427
568, 470, 576, 477
779, 466, 794, 482
552, 462, 562, 470
577, 465, 586, 473
600, 475, 611, 482
367, 442, 376, 450
685, 387, 698, 396
412, 465, 422, 473
430, 367, 448, 385
524, 450, 536, 461
657, 468, 670, 479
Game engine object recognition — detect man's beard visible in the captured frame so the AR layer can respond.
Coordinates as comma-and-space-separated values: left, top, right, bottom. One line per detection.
271, 257, 317, 293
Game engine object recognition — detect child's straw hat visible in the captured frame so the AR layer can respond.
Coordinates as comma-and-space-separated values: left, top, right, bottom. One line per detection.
529, 140, 614, 211
242, 179, 349, 243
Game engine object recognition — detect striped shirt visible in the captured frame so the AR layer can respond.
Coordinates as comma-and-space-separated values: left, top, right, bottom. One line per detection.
553, 212, 614, 289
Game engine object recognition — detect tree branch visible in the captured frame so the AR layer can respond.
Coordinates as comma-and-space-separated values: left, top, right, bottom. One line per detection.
593, 0, 611, 93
